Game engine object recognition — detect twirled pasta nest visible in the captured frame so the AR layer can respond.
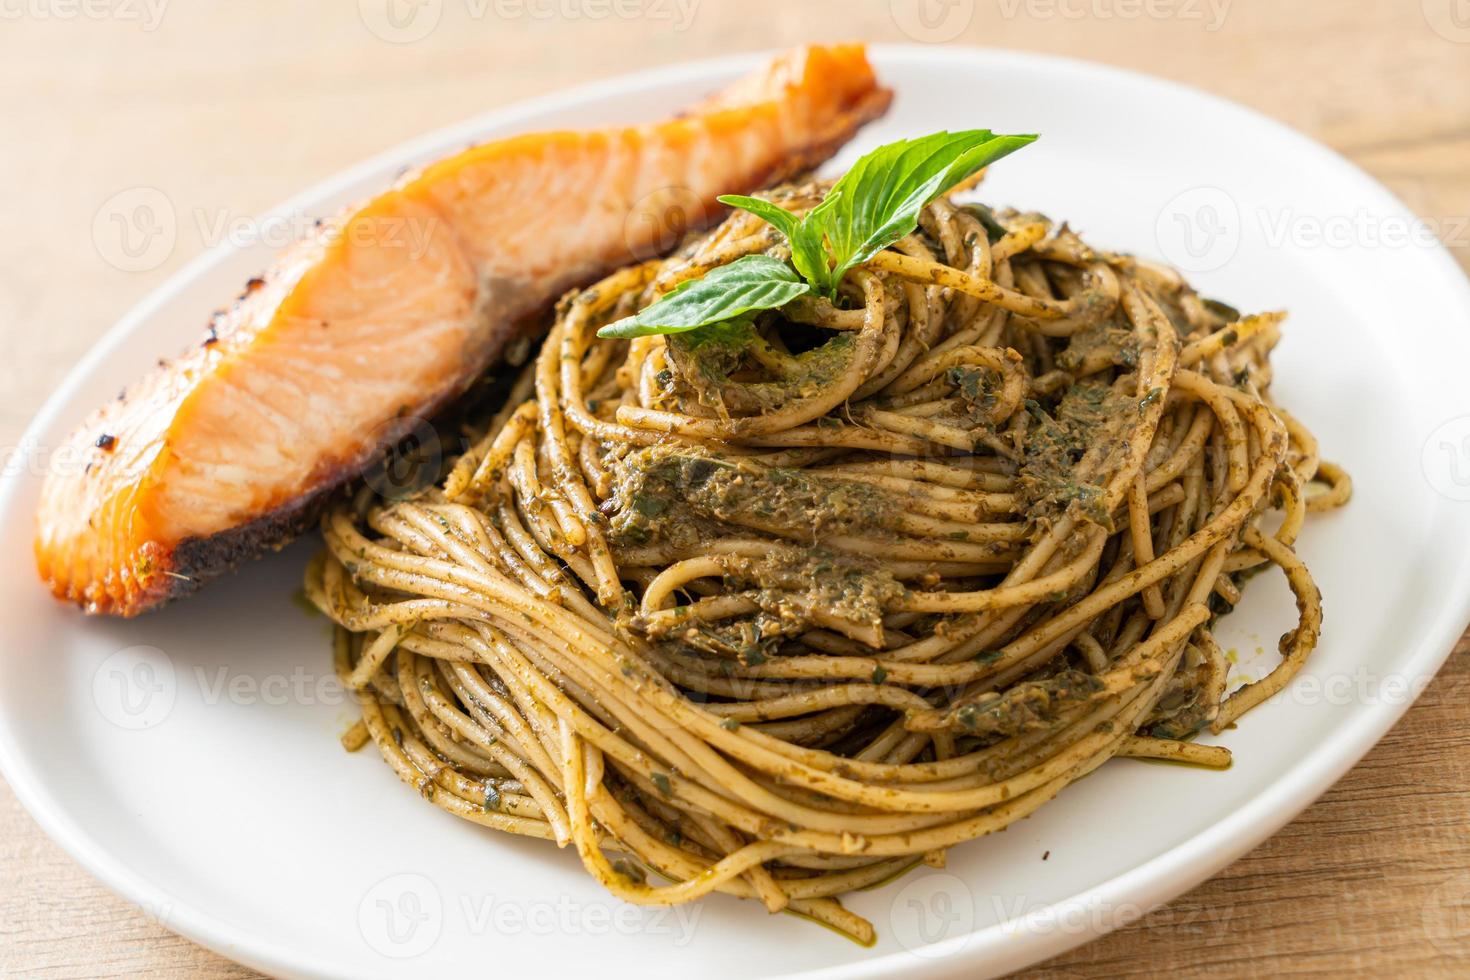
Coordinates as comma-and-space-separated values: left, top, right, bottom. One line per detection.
307, 183, 1349, 944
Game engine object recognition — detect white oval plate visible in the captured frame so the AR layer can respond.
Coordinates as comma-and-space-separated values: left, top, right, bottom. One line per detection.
3, 46, 1470, 980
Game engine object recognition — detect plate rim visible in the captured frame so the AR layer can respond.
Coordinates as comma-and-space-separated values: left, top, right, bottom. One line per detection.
2, 43, 1469, 980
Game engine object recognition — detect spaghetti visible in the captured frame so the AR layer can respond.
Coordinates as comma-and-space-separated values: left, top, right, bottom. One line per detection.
306, 181, 1350, 944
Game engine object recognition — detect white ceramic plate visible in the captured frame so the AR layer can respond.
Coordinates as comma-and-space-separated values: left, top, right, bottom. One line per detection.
3, 46, 1470, 980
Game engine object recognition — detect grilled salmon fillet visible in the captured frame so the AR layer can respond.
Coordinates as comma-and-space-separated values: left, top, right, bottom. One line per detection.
36, 44, 892, 616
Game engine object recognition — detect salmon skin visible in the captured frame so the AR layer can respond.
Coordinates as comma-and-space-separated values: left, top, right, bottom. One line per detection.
35, 44, 892, 617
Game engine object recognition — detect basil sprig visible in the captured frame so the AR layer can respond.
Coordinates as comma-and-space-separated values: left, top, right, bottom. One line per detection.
596, 255, 808, 340
596, 129, 1036, 341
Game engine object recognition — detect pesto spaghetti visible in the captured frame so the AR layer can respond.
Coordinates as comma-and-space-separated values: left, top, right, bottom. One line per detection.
306, 166, 1349, 944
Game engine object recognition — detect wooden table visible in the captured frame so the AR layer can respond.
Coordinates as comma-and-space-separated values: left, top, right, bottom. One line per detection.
2, 1, 1467, 976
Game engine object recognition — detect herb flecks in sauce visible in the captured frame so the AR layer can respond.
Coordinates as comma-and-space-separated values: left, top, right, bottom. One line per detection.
606, 447, 897, 548
1018, 379, 1133, 529
908, 669, 1106, 741
605, 447, 907, 658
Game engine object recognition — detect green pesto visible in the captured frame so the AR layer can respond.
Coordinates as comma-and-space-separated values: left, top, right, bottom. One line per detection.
1017, 379, 1134, 528
948, 669, 1105, 742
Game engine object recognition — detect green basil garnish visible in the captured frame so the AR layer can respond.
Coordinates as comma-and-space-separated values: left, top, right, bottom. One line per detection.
597, 129, 1037, 342
596, 254, 808, 339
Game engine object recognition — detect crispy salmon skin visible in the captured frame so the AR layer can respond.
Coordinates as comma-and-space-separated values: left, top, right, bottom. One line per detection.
35, 44, 891, 616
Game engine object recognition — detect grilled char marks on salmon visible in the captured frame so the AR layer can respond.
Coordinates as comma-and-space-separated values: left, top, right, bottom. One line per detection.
34, 44, 892, 616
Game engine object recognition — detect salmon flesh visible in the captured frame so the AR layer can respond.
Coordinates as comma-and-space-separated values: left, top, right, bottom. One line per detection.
34, 44, 892, 615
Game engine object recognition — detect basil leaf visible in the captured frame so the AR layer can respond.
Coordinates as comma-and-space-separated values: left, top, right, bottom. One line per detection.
671, 312, 756, 350
814, 130, 1037, 290
596, 254, 809, 339
716, 194, 802, 239
718, 194, 831, 292
595, 130, 1038, 350
961, 202, 1011, 244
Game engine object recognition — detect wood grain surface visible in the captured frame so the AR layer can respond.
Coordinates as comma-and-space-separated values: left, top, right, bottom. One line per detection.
1, 1, 1467, 976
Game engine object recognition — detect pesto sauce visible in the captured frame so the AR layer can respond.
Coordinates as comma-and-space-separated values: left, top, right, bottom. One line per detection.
607, 447, 897, 549
605, 447, 907, 660
1016, 379, 1133, 527
948, 669, 1104, 742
